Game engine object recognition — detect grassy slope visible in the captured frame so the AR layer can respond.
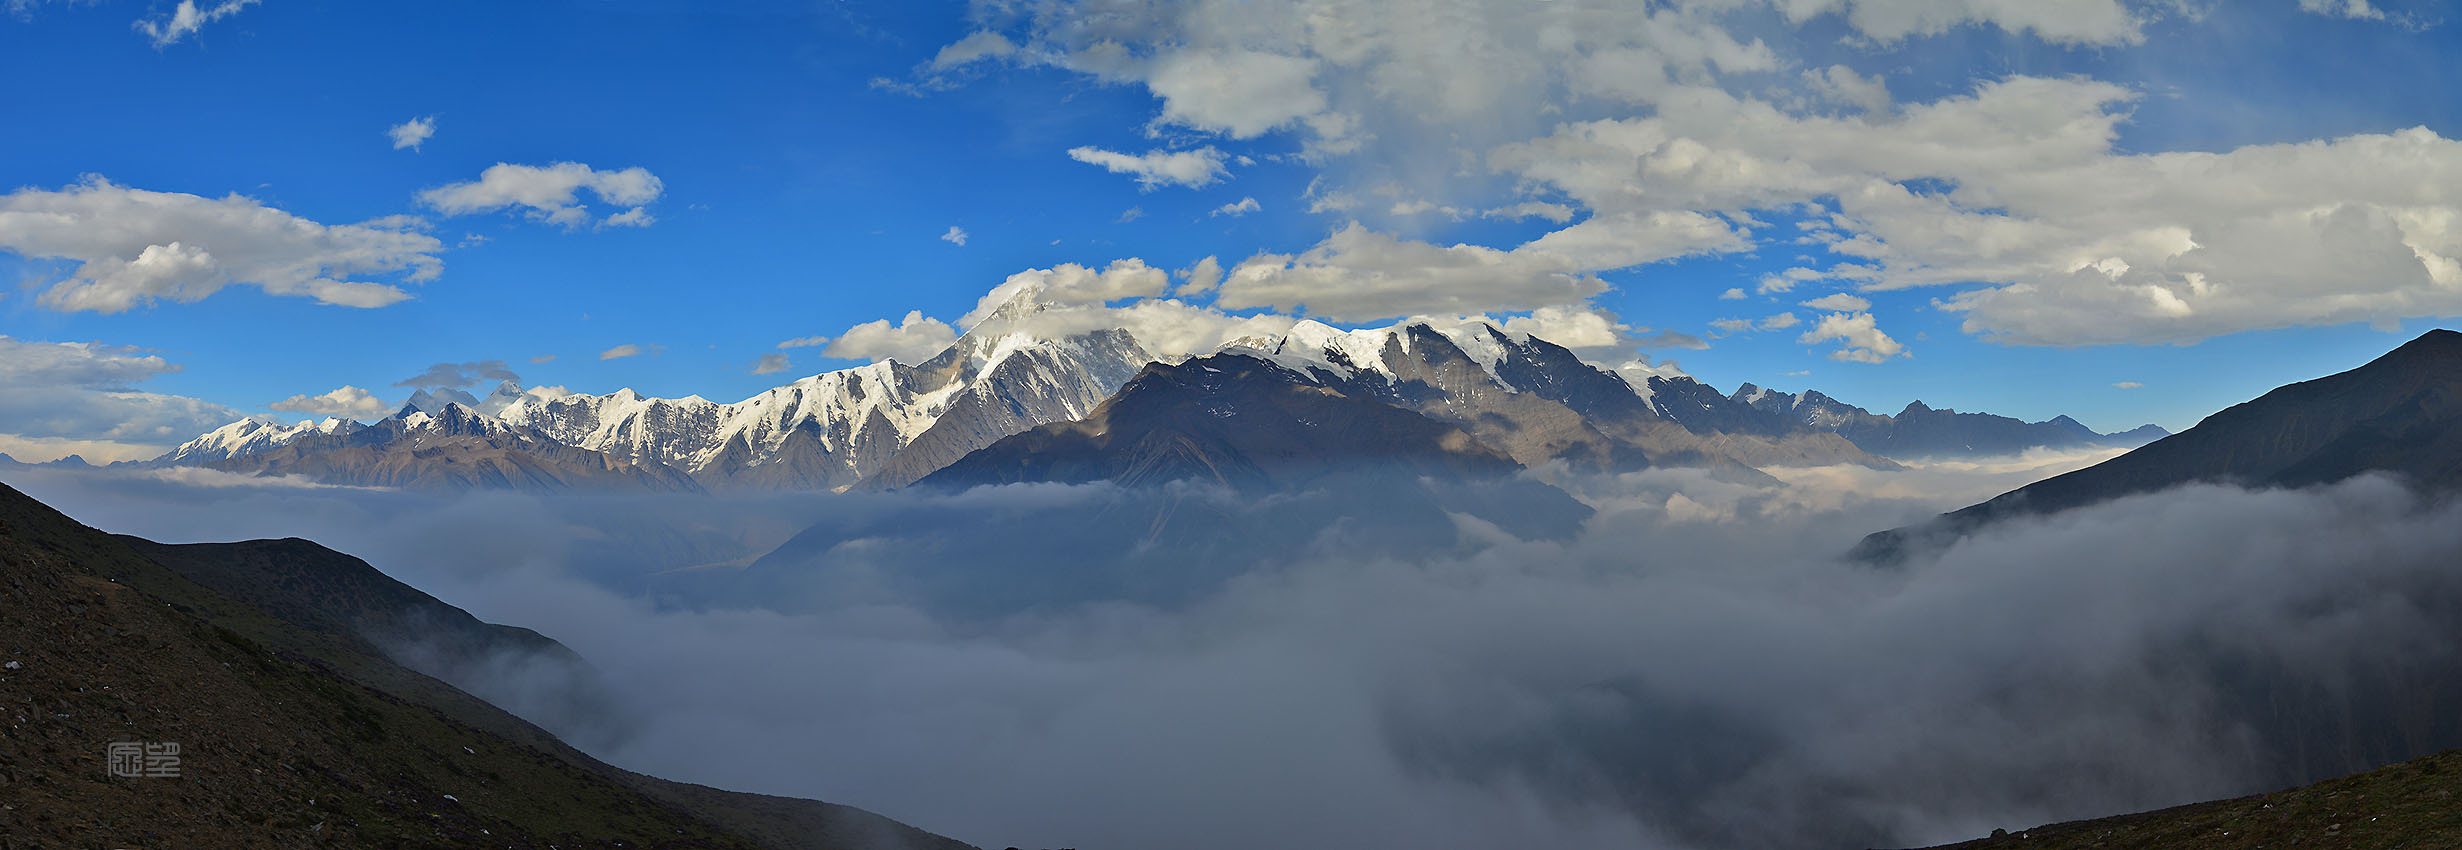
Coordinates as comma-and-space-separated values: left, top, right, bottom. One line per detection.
1918, 749, 2462, 850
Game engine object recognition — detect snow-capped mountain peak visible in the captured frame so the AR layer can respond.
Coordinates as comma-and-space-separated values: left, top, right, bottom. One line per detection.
1223, 317, 1531, 390
155, 416, 369, 465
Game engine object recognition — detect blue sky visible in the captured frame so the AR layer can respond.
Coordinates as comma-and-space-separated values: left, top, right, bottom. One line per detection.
2, 0, 2458, 461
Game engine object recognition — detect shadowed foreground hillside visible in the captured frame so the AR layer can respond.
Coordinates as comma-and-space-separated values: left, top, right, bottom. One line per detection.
1916, 748, 2462, 850
0, 478, 969, 850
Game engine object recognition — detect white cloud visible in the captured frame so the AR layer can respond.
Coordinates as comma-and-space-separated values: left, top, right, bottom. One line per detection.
938, 3, 2462, 347
1066, 146, 1230, 190
2297, 0, 2383, 20
1177, 255, 1224, 295
1518, 210, 1753, 272
824, 310, 961, 364
1776, 0, 2145, 45
1760, 312, 1802, 330
599, 344, 647, 360
601, 206, 654, 228
1483, 201, 1578, 223
940, 225, 969, 246
1212, 197, 1261, 217
1755, 268, 1823, 295
388, 116, 436, 151
1801, 293, 1873, 312
1719, 287, 1747, 300
1216, 224, 1606, 322
930, 30, 1018, 68
776, 336, 830, 349
1804, 64, 1891, 113
2113, 381, 2144, 389
268, 385, 392, 419
962, 259, 1174, 328
0, 177, 443, 312
1143, 49, 1330, 139
0, 336, 241, 461
1499, 305, 1634, 351
419, 162, 664, 230
1798, 311, 1907, 363
750, 353, 792, 375
134, 0, 255, 47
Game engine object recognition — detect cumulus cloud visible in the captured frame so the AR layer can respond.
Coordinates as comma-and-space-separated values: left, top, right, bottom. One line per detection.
1485, 201, 1578, 223
388, 115, 436, 151
940, 225, 968, 246
824, 310, 961, 364
1497, 78, 2462, 346
1143, 49, 1331, 139
394, 360, 519, 389
1803, 63, 1891, 113
929, 30, 1017, 68
1517, 210, 1753, 272
775, 336, 829, 349
267, 385, 392, 419
0, 336, 240, 461
749, 353, 792, 375
1801, 293, 1872, 312
1218, 224, 1606, 322
419, 162, 664, 230
960, 259, 1173, 328
1759, 311, 1801, 330
1211, 196, 1261, 217
599, 344, 647, 360
2297, 0, 2387, 21
1499, 305, 1633, 351
921, 2, 2462, 348
1799, 311, 1908, 363
1719, 288, 1747, 300
134, 0, 255, 47
1779, 0, 2144, 45
1066, 146, 1231, 189
0, 177, 443, 312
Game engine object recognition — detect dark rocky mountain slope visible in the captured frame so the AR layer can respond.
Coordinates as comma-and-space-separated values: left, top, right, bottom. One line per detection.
922, 352, 1527, 491
1857, 328, 2462, 559
0, 478, 971, 850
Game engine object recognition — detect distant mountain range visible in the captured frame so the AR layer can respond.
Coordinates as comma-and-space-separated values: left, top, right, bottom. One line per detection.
124, 304, 2164, 493
1859, 328, 2462, 561
1729, 384, 2167, 457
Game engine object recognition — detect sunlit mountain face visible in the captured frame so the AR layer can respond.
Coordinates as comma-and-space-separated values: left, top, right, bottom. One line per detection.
5, 3, 2462, 849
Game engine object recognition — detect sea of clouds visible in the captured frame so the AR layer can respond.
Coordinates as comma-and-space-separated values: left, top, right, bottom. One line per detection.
12, 449, 2462, 850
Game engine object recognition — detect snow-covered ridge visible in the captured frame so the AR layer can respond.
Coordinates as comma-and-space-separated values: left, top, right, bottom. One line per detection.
153, 303, 1158, 491
1219, 318, 1532, 389
498, 357, 971, 476
156, 416, 364, 465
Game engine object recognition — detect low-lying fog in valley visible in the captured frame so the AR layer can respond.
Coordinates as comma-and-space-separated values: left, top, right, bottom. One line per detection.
17, 449, 2462, 850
